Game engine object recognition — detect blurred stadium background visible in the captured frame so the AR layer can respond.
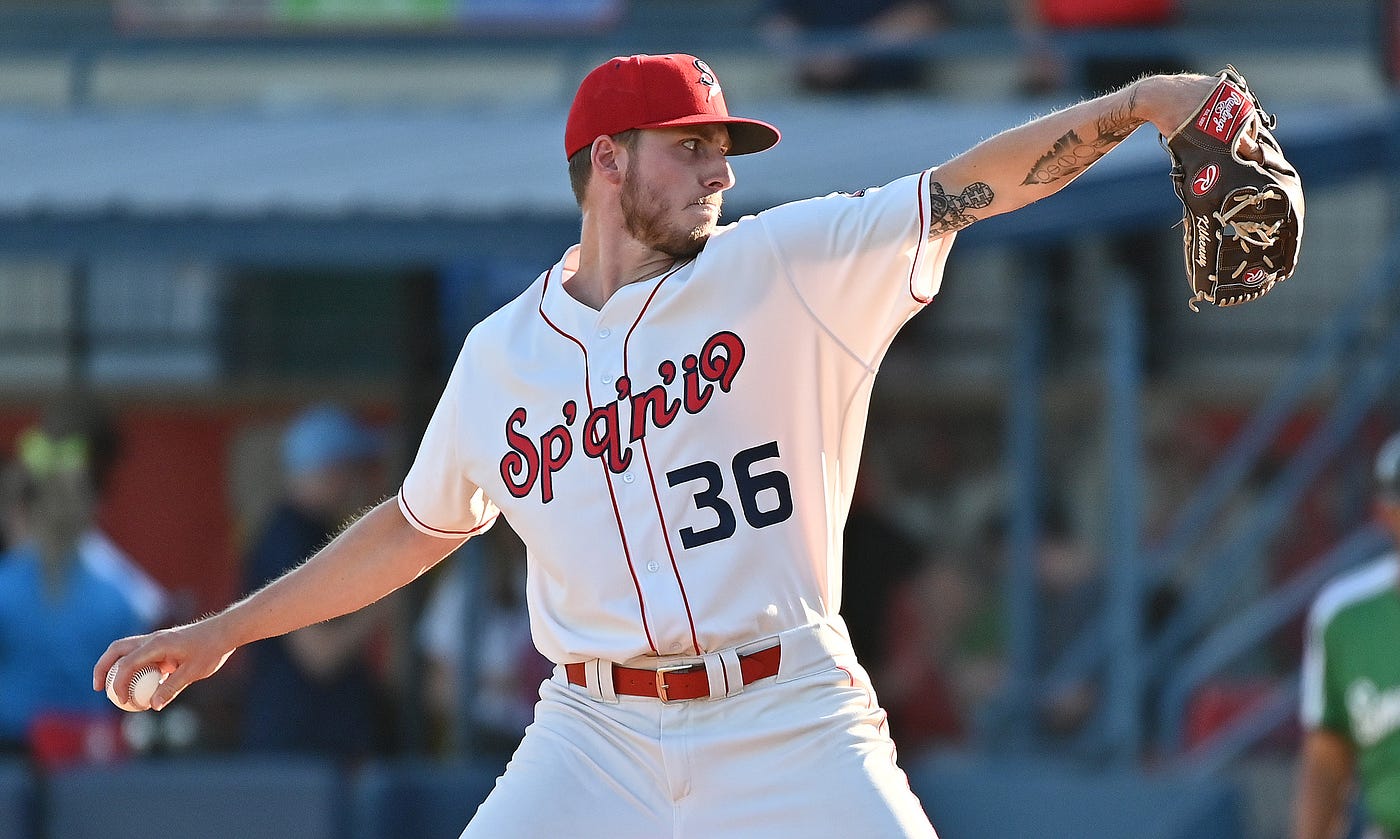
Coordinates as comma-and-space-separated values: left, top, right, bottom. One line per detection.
0, 0, 1395, 837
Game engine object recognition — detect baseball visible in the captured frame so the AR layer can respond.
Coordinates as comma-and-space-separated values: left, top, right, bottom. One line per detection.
105, 663, 162, 712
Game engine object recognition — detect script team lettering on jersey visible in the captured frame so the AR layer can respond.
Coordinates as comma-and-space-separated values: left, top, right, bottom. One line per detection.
500, 330, 747, 503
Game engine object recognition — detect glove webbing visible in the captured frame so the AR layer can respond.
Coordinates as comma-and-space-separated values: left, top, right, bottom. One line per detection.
1187, 187, 1288, 312
1217, 188, 1285, 252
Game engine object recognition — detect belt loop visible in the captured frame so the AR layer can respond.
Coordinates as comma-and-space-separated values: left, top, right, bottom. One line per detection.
700, 652, 726, 699
585, 658, 619, 704
718, 648, 745, 697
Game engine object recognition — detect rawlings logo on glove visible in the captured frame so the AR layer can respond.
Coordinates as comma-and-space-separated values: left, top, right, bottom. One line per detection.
1164, 65, 1304, 311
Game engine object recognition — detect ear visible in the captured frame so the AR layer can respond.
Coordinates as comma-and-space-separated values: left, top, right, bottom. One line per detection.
591, 135, 628, 187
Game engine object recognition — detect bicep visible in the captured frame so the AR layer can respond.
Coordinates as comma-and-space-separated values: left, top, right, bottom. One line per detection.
378, 499, 471, 584
923, 154, 1044, 240
924, 171, 996, 239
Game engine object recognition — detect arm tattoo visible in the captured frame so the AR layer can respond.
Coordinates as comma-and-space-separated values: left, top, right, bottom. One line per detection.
1093, 89, 1139, 147
928, 180, 994, 238
1022, 86, 1142, 186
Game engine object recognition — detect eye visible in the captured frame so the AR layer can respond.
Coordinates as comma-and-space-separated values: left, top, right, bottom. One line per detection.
682, 138, 699, 151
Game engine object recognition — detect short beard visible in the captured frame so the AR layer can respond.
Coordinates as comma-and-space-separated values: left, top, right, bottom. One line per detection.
620, 169, 719, 260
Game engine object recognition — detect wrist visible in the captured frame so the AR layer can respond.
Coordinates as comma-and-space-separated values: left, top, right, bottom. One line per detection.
196, 603, 251, 653
1135, 73, 1218, 137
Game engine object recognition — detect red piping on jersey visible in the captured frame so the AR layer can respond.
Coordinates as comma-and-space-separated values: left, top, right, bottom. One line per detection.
623, 263, 704, 656
909, 168, 934, 305
398, 488, 499, 537
537, 267, 658, 655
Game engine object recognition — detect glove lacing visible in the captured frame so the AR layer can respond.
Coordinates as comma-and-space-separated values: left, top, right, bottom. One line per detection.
1189, 188, 1288, 312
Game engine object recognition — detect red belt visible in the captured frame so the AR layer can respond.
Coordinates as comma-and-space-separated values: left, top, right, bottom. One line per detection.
564, 645, 781, 702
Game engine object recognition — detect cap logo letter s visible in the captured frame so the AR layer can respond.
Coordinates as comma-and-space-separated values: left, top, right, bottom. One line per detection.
693, 58, 719, 101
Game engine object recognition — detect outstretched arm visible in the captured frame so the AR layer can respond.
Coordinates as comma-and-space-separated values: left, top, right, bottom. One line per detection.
923, 73, 1221, 239
94, 497, 466, 710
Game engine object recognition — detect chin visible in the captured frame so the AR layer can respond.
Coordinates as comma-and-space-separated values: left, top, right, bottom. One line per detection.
665, 229, 710, 259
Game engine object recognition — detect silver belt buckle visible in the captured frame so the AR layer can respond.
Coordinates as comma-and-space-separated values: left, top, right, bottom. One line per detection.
654, 662, 701, 703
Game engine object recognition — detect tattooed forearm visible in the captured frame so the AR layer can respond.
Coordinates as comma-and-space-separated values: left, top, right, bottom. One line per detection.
928, 180, 994, 238
1022, 86, 1143, 186
1093, 87, 1139, 147
1022, 131, 1090, 186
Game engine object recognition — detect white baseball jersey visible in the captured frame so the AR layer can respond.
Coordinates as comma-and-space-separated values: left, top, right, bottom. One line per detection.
399, 168, 952, 667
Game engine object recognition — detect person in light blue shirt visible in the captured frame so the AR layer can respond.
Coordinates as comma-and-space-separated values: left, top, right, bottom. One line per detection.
0, 422, 142, 750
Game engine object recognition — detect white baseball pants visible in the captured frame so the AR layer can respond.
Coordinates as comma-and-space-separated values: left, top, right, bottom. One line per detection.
460, 621, 939, 838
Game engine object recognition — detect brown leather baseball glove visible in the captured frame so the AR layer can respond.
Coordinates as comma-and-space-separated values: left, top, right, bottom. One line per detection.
1164, 65, 1304, 311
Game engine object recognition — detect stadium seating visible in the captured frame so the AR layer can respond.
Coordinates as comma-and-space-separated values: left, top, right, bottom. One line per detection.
349, 758, 505, 839
43, 757, 344, 839
908, 753, 1244, 839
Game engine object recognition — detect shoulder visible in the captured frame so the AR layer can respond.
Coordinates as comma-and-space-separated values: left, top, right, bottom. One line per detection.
1309, 553, 1399, 632
459, 271, 551, 354
79, 529, 128, 562
725, 170, 935, 241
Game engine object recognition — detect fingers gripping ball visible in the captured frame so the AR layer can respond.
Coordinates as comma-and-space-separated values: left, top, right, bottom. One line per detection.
105, 663, 164, 712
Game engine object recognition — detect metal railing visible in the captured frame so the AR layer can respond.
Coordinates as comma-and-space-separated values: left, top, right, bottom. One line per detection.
1160, 525, 1391, 770
1027, 220, 1400, 765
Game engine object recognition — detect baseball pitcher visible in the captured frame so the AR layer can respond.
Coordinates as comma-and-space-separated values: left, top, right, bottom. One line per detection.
97, 54, 1298, 837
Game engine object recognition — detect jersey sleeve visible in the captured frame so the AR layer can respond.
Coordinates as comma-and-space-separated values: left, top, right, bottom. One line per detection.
753, 168, 955, 364
398, 342, 501, 540
1300, 598, 1351, 736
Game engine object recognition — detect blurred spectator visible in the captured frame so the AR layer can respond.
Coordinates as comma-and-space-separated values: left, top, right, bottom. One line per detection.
762, 0, 950, 94
23, 395, 170, 630
1012, 0, 1180, 97
418, 522, 551, 758
878, 552, 977, 755
1379, 0, 1400, 88
841, 453, 925, 677
1292, 431, 1400, 839
239, 404, 397, 762
0, 458, 21, 554
0, 419, 144, 753
957, 499, 1104, 745
1031, 507, 1103, 738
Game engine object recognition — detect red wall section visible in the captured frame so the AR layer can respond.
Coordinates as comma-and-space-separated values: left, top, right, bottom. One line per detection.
99, 409, 241, 616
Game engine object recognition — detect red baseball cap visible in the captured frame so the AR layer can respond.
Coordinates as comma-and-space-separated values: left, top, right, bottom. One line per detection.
564, 54, 781, 160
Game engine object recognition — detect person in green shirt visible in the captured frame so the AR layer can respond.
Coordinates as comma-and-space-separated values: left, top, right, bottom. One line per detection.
1295, 431, 1400, 839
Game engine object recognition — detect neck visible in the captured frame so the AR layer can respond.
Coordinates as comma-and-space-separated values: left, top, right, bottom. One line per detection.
565, 211, 678, 311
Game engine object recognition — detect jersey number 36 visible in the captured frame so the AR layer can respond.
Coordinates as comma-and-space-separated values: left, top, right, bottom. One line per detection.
665, 441, 794, 549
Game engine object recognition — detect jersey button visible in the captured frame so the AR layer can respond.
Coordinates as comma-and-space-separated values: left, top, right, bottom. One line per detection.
601, 374, 613, 385
621, 472, 636, 484
645, 560, 660, 572
597, 327, 612, 338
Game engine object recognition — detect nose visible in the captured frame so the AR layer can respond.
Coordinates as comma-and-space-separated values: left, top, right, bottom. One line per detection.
705, 158, 735, 192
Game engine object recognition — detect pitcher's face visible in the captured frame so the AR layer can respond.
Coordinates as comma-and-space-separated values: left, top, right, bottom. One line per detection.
619, 125, 734, 259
